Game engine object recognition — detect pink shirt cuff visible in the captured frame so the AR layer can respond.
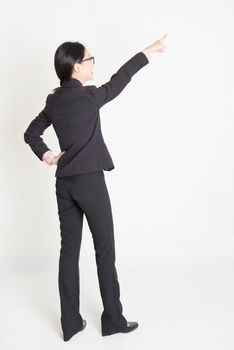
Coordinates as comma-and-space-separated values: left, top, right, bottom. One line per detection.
42, 150, 55, 166
142, 48, 153, 61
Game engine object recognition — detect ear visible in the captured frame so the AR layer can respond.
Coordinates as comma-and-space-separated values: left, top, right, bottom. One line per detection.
73, 62, 81, 73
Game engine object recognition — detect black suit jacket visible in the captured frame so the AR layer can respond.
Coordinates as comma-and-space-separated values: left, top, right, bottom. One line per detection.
24, 51, 149, 177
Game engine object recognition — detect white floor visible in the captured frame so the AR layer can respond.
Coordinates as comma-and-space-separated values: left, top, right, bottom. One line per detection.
1, 256, 233, 350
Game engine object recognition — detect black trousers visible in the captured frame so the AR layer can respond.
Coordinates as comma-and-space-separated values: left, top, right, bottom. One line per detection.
55, 170, 127, 338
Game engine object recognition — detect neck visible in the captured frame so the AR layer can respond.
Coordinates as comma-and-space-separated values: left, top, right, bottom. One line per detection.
71, 76, 84, 85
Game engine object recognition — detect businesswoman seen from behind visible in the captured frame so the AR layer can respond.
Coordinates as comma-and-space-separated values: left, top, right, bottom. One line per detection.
23, 34, 167, 342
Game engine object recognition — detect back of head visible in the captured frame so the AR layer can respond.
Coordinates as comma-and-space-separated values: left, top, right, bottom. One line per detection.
54, 41, 85, 87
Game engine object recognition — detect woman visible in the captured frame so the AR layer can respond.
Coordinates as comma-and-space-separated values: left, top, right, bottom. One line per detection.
24, 34, 167, 342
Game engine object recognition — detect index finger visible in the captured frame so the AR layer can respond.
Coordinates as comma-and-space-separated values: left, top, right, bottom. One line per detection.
160, 33, 168, 41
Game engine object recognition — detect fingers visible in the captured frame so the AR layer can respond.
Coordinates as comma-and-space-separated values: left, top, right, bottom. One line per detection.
160, 33, 168, 41
50, 156, 57, 165
52, 150, 66, 166
60, 151, 66, 156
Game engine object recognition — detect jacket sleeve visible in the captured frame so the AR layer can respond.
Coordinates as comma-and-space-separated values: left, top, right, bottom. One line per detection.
24, 94, 52, 161
90, 51, 149, 108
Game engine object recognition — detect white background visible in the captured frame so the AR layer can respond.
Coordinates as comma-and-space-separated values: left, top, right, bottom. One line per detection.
1, 0, 233, 349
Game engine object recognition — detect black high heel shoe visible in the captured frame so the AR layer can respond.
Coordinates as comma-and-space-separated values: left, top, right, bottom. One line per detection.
121, 321, 138, 333
102, 321, 138, 336
63, 319, 87, 342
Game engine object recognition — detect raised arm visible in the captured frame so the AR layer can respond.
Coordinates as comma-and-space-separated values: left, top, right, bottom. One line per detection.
89, 34, 168, 109
89, 51, 149, 109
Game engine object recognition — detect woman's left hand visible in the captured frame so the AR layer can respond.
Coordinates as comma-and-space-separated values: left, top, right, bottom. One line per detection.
51, 151, 66, 165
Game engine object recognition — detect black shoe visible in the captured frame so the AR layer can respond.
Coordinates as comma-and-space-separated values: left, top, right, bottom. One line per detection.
121, 321, 138, 333
102, 321, 138, 336
81, 319, 87, 331
63, 319, 87, 342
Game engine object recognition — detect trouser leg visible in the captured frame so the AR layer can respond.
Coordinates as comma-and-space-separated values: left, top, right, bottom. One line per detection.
55, 178, 84, 339
70, 170, 127, 335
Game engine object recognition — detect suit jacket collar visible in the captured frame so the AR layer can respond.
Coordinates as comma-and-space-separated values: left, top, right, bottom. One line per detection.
61, 78, 83, 88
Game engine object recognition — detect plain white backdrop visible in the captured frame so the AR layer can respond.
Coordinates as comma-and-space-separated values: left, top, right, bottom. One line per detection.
1, 0, 233, 349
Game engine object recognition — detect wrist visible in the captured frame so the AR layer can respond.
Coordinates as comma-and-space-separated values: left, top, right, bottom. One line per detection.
142, 47, 153, 60
43, 150, 55, 165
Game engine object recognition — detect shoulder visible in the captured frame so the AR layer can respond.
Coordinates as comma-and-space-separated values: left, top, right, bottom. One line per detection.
80, 85, 98, 104
50, 87, 59, 95
83, 84, 97, 95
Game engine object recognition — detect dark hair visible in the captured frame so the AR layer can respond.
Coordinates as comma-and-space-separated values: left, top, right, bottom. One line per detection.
54, 41, 85, 87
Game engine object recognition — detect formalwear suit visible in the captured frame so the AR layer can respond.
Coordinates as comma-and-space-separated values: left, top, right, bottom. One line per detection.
24, 51, 149, 338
